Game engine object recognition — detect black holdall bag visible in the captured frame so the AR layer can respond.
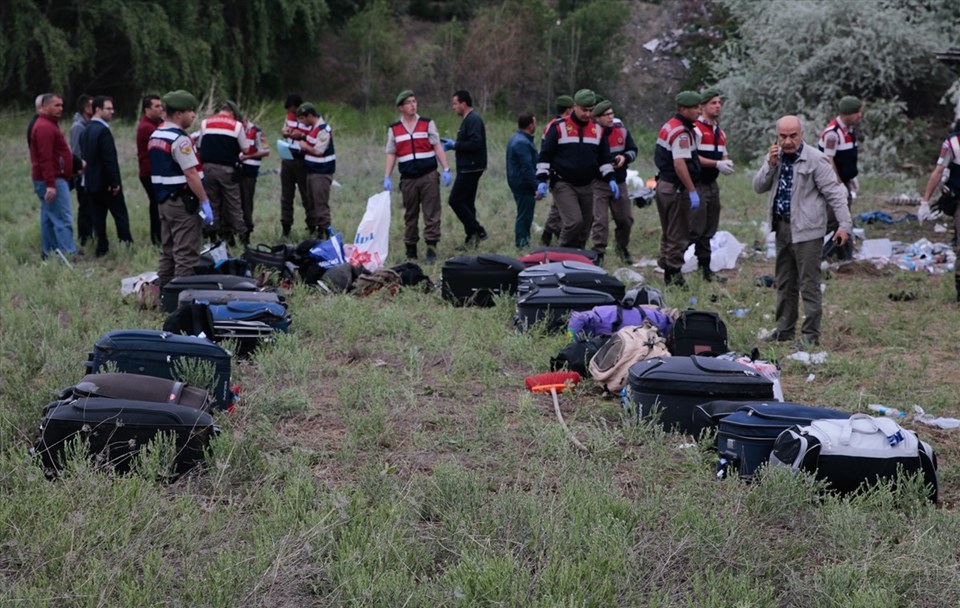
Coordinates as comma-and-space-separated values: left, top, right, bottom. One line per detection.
242, 243, 298, 280
770, 414, 939, 502
86, 330, 234, 410
160, 274, 258, 312
625, 356, 775, 434
715, 402, 849, 480
517, 261, 626, 301
441, 254, 526, 307
514, 285, 616, 332
60, 373, 212, 412
667, 309, 728, 356
550, 334, 611, 376
33, 397, 217, 476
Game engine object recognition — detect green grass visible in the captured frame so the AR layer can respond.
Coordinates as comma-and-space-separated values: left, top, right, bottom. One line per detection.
1, 104, 959, 606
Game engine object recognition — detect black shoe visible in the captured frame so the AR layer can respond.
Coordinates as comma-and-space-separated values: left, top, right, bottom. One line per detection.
477, 227, 488, 241
540, 231, 554, 247
701, 265, 727, 283
594, 252, 605, 267
664, 268, 686, 288
456, 234, 480, 251
617, 246, 634, 265
405, 244, 418, 260
425, 243, 438, 264
764, 330, 794, 343
281, 225, 291, 238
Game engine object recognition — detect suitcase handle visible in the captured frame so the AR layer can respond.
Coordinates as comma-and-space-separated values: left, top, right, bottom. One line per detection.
169, 381, 185, 404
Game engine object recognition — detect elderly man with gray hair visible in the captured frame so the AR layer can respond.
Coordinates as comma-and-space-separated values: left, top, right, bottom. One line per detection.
753, 115, 851, 347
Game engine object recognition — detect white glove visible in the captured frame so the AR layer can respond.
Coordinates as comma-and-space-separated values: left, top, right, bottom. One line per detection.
917, 200, 932, 223
849, 177, 859, 192
716, 159, 735, 175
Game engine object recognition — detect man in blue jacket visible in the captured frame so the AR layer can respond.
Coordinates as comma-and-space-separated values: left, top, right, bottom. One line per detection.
506, 113, 540, 248
443, 90, 488, 249
79, 95, 133, 257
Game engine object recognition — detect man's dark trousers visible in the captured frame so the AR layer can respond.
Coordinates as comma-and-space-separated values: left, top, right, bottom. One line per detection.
449, 171, 485, 237
140, 175, 162, 245
92, 190, 133, 256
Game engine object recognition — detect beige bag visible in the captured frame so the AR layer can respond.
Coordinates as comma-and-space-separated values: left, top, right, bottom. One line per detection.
588, 324, 670, 393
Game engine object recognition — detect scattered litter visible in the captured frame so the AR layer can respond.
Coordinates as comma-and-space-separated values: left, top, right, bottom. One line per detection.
820, 283, 826, 294
856, 211, 895, 224
934, 223, 948, 233
689, 297, 698, 306
681, 231, 745, 273
860, 238, 893, 260
754, 275, 775, 287
121, 271, 159, 296
613, 267, 645, 284
806, 374, 816, 383
757, 327, 775, 341
913, 405, 960, 430
729, 308, 748, 318
718, 353, 784, 401
786, 351, 828, 365
677, 442, 697, 449
867, 403, 905, 418
888, 194, 924, 206
635, 257, 660, 269
201, 241, 228, 262
891, 238, 956, 274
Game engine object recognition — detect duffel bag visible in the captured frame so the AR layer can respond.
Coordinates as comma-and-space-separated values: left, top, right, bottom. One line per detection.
771, 413, 939, 502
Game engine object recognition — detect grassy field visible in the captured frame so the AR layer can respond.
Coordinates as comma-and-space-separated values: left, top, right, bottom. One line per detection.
1, 103, 959, 607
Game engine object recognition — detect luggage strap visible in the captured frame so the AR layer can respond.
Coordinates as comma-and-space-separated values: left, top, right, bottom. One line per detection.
612, 305, 646, 331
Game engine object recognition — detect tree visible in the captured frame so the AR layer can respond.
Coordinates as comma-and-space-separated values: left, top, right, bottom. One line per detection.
342, 0, 401, 109
711, 0, 959, 169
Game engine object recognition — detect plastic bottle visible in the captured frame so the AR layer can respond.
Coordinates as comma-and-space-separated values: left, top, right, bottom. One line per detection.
867, 404, 906, 418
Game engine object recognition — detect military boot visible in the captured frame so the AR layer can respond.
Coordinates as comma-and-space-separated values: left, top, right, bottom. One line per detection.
425, 241, 438, 264
405, 243, 418, 260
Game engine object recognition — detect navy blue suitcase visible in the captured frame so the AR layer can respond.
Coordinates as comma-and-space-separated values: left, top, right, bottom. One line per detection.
716, 402, 850, 480
161, 274, 259, 312
625, 356, 775, 434
33, 397, 217, 476
85, 330, 233, 409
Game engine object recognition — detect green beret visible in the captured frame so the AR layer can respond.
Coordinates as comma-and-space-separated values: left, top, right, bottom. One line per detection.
221, 100, 242, 121
296, 102, 318, 117
161, 89, 198, 113
676, 91, 701, 108
593, 100, 613, 116
839, 96, 862, 115
395, 89, 415, 106
700, 88, 721, 104
555, 95, 574, 110
574, 89, 597, 107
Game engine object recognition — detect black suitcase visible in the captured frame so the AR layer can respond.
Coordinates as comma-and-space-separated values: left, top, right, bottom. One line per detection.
517, 261, 626, 300
241, 244, 298, 280
514, 285, 617, 332
625, 356, 775, 434
667, 310, 729, 356
528, 246, 600, 263
85, 330, 233, 410
161, 275, 259, 312
716, 402, 849, 479
178, 289, 283, 308
60, 373, 211, 412
33, 397, 217, 476
441, 254, 526, 307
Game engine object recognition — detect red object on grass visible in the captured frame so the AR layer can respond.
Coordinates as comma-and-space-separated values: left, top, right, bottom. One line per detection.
524, 371, 582, 393
518, 251, 594, 267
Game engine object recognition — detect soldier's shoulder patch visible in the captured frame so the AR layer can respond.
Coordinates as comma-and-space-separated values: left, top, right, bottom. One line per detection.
178, 139, 193, 155
824, 137, 837, 150
678, 134, 690, 148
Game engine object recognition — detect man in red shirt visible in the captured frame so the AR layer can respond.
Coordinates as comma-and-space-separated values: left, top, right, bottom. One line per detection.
29, 93, 77, 260
137, 95, 165, 245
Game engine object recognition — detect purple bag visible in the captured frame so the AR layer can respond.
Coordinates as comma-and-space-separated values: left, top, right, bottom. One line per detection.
568, 304, 673, 338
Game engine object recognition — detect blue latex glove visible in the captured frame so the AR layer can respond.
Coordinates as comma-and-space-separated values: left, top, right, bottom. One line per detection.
199, 199, 214, 225
441, 168, 452, 187
383, 176, 392, 191
442, 138, 455, 151
536, 182, 549, 199
689, 191, 701, 211
608, 180, 619, 200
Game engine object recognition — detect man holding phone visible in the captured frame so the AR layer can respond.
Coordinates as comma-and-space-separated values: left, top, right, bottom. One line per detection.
753, 115, 850, 347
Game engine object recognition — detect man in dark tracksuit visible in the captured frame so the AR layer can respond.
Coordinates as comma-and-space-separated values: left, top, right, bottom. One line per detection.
654, 91, 702, 287
536, 89, 617, 249
443, 90, 488, 249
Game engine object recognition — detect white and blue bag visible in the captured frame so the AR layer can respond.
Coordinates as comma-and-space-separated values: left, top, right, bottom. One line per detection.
771, 413, 939, 502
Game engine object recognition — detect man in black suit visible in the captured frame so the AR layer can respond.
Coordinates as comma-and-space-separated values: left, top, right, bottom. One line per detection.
79, 96, 133, 256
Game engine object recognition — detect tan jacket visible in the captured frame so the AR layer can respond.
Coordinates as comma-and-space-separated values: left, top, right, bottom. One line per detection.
753, 143, 852, 243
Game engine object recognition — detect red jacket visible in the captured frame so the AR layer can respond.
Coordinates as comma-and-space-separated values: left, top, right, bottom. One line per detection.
137, 115, 162, 177
30, 114, 72, 187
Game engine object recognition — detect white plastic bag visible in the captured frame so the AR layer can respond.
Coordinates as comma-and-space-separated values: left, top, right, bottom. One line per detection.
349, 191, 391, 271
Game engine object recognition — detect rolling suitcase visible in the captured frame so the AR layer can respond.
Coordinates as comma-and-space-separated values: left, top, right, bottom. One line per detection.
527, 246, 599, 263
161, 275, 259, 312
625, 356, 775, 434
514, 285, 616, 332
666, 310, 729, 356
60, 373, 212, 412
209, 301, 291, 356
85, 330, 233, 409
33, 397, 217, 476
717, 402, 850, 480
517, 261, 626, 301
441, 254, 526, 307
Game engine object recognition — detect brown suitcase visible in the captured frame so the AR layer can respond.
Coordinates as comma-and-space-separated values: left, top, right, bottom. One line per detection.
62, 373, 212, 412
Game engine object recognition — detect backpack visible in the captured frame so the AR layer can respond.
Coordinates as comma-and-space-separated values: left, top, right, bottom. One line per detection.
550, 335, 610, 376
667, 309, 728, 356
391, 262, 433, 292
588, 325, 670, 392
